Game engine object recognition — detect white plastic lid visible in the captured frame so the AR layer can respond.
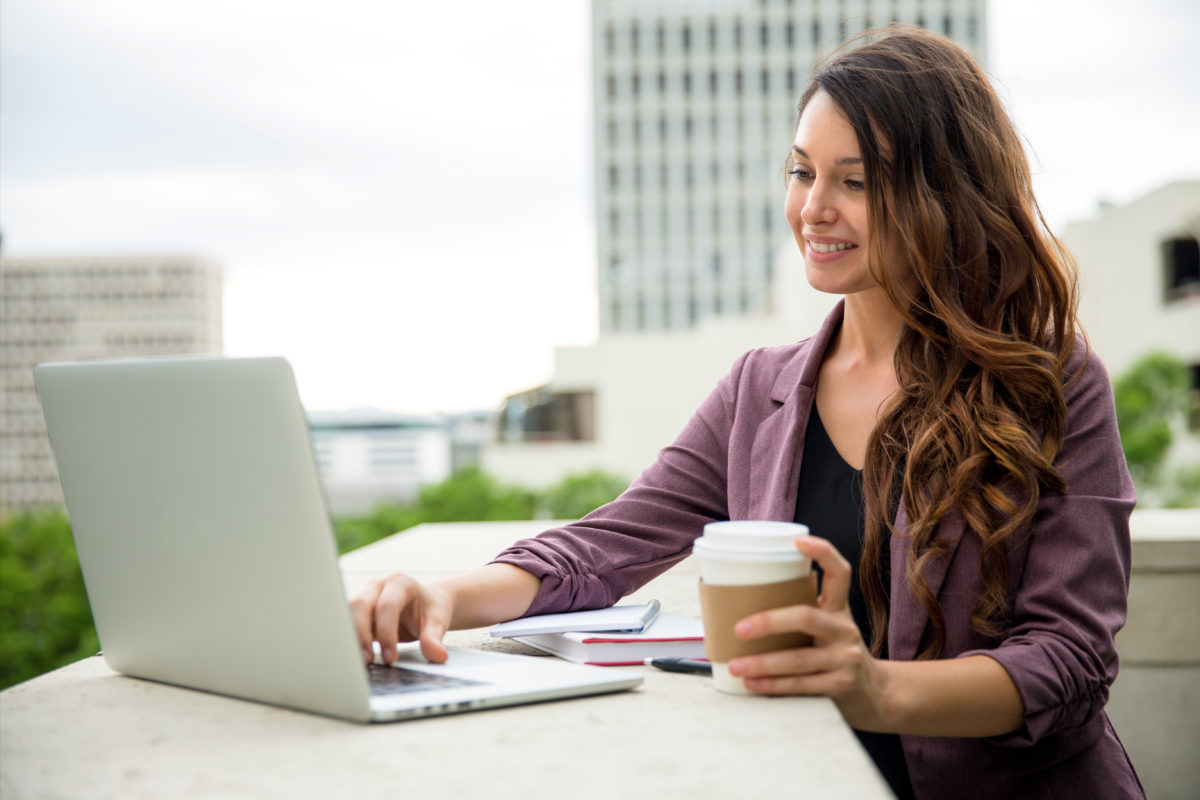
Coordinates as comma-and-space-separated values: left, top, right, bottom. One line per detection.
700, 520, 809, 551
692, 537, 808, 562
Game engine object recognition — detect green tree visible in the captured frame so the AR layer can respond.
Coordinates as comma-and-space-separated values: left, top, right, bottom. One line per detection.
331, 467, 539, 553
330, 468, 632, 554
1113, 352, 1190, 485
1162, 464, 1200, 509
0, 509, 99, 690
413, 466, 538, 522
539, 469, 630, 519
331, 514, 403, 555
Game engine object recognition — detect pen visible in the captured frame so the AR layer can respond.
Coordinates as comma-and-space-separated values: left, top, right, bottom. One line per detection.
645, 657, 713, 676
627, 599, 661, 632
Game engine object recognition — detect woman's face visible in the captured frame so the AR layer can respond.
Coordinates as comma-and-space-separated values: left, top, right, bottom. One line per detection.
784, 89, 877, 296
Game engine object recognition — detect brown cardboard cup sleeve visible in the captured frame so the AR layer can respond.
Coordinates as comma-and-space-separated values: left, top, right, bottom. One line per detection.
699, 576, 817, 662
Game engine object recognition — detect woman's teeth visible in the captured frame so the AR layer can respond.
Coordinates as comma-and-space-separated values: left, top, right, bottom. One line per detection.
809, 241, 855, 253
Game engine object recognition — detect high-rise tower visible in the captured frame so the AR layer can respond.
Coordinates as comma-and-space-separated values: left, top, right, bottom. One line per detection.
591, 0, 986, 333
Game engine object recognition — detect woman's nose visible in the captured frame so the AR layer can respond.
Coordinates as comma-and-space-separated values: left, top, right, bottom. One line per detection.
801, 181, 837, 225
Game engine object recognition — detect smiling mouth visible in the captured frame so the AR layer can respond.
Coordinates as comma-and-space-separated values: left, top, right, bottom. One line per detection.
808, 240, 857, 253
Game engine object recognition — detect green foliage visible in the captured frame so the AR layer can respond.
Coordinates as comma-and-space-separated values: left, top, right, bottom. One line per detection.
1113, 352, 1190, 483
330, 515, 404, 556
412, 466, 538, 523
0, 509, 99, 690
1112, 351, 1200, 507
539, 469, 630, 519
330, 466, 539, 553
330, 467, 629, 554
1163, 464, 1200, 509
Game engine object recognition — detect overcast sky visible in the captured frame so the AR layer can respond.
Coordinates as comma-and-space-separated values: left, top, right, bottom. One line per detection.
2, 0, 1198, 413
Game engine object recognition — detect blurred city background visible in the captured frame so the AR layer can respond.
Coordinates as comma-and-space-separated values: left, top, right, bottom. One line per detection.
1, 0, 1198, 794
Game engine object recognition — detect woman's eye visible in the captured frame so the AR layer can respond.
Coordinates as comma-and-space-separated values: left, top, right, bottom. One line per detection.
846, 179, 865, 191
788, 168, 814, 182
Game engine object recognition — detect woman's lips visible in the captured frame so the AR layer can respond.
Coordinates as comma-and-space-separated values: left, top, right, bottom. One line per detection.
805, 238, 858, 262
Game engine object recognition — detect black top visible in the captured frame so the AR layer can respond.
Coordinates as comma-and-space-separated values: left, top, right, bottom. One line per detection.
794, 406, 914, 800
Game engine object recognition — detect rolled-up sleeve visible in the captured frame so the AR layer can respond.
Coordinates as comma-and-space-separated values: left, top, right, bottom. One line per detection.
489, 351, 747, 616
964, 349, 1136, 746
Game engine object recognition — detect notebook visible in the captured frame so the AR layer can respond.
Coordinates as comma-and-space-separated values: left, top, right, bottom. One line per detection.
33, 356, 641, 723
489, 601, 663, 637
510, 614, 706, 665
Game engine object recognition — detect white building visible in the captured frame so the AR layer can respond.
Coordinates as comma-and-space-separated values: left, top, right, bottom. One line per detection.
592, 0, 986, 333
308, 410, 453, 517
0, 253, 223, 509
309, 409, 495, 517
1064, 179, 1200, 473
1066, 180, 1200, 379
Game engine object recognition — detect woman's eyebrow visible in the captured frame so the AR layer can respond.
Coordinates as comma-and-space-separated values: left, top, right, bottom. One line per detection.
791, 145, 863, 166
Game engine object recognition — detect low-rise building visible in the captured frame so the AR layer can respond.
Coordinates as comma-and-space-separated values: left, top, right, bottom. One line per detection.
1065, 179, 1200, 471
1067, 180, 1199, 380
309, 408, 494, 517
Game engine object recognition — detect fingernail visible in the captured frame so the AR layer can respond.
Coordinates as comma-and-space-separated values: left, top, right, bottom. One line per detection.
735, 621, 752, 638
729, 659, 743, 676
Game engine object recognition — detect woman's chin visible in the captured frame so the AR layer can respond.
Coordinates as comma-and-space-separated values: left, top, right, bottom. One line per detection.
803, 264, 875, 296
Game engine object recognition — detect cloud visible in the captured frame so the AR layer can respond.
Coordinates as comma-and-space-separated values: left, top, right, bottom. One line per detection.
223, 207, 598, 412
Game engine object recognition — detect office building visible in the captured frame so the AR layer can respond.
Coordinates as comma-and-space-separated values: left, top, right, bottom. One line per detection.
0, 254, 223, 510
309, 409, 493, 517
592, 0, 987, 333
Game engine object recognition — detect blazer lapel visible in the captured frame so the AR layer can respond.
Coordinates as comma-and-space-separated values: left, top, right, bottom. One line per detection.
745, 301, 844, 521
746, 382, 813, 520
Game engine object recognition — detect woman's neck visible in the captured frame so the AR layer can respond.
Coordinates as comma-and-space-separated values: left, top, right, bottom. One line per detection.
833, 289, 904, 367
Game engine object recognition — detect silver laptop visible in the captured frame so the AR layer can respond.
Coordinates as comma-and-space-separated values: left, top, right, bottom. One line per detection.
34, 356, 641, 723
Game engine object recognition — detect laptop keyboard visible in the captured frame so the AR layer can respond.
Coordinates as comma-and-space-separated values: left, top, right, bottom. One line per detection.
366, 663, 487, 696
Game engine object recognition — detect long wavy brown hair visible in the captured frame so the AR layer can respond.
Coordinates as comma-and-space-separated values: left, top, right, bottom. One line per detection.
797, 26, 1081, 659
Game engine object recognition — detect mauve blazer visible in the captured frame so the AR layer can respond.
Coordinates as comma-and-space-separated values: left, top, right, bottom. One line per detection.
493, 301, 1144, 799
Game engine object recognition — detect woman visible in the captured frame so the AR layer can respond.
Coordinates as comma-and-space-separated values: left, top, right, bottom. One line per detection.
352, 26, 1143, 799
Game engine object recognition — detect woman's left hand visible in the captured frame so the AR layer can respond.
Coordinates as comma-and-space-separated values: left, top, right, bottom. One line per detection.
728, 536, 893, 731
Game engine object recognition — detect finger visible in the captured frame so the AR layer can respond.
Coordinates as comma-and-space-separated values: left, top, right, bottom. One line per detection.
794, 536, 852, 613
374, 576, 419, 664
734, 602, 850, 642
418, 614, 451, 664
729, 646, 828, 679
349, 580, 385, 663
742, 669, 858, 697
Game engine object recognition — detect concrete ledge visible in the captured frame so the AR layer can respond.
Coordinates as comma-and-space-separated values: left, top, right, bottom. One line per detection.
1130, 509, 1200, 572
1120, 509, 1200, 663
1109, 508, 1200, 800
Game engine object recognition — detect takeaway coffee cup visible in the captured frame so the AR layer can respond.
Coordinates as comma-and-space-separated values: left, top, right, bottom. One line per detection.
694, 521, 815, 694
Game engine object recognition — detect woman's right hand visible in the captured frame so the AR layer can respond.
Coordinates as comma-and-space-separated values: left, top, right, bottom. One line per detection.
349, 573, 453, 665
